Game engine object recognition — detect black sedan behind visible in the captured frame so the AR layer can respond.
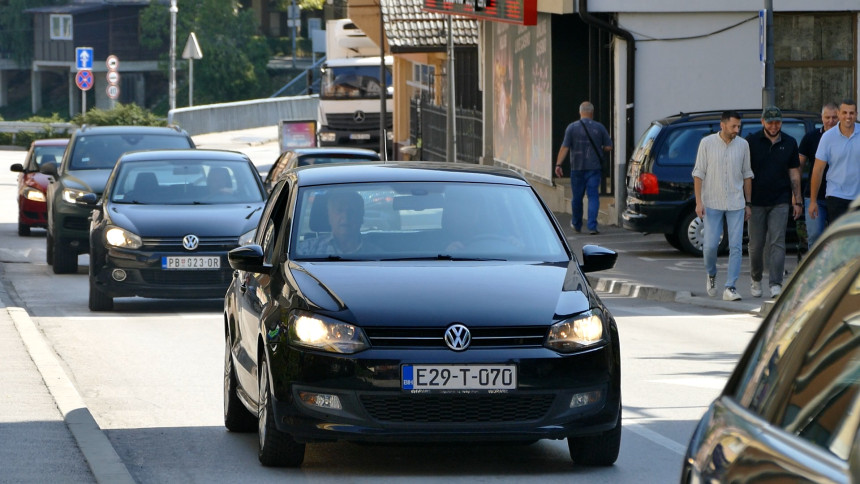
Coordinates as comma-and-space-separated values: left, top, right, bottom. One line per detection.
83, 149, 266, 311
223, 162, 622, 468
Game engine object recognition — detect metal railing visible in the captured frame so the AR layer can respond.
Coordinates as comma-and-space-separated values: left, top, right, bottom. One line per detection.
270, 56, 327, 98
409, 99, 482, 164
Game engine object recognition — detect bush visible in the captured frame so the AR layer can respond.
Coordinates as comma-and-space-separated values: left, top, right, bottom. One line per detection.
72, 102, 167, 127
0, 113, 72, 147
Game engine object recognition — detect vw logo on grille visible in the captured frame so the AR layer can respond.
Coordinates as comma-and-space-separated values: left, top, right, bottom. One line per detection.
182, 234, 199, 251
353, 110, 366, 123
444, 324, 471, 351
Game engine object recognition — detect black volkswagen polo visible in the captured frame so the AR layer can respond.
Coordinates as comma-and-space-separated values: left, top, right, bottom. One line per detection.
223, 162, 621, 467
83, 149, 266, 311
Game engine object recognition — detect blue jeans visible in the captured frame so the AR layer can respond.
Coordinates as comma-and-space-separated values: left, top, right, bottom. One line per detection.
804, 197, 827, 249
703, 207, 745, 289
570, 169, 601, 231
748, 204, 790, 287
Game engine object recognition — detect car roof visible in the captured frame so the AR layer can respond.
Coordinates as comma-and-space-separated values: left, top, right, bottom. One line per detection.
290, 147, 380, 157
654, 109, 819, 126
117, 149, 250, 163
31, 138, 69, 147
72, 125, 190, 136
291, 161, 531, 187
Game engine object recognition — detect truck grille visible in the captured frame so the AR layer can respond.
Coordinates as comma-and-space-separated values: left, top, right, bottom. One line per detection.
325, 112, 393, 131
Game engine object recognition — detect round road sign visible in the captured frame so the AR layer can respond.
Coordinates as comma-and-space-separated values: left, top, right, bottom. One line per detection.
75, 70, 94, 91
106, 84, 120, 100
107, 71, 120, 84
106, 55, 119, 70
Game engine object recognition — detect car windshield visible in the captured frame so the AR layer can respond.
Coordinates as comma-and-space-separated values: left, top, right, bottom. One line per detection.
110, 159, 265, 205
290, 181, 567, 262
30, 145, 67, 169
69, 134, 192, 170
297, 154, 380, 167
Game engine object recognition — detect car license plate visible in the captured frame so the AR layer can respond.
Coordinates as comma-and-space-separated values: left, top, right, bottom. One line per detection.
161, 256, 220, 270
349, 133, 371, 140
402, 364, 516, 391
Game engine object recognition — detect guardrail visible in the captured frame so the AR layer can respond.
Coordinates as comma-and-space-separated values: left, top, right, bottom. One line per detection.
168, 95, 319, 136
0, 121, 75, 145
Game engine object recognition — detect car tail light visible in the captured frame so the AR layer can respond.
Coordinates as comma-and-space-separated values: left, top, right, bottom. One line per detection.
637, 173, 659, 195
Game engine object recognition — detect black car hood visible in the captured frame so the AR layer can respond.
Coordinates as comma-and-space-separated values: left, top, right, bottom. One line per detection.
63, 169, 112, 194
290, 261, 591, 327
107, 203, 263, 237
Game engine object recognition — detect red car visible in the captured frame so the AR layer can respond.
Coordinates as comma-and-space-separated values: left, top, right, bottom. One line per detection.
9, 138, 69, 236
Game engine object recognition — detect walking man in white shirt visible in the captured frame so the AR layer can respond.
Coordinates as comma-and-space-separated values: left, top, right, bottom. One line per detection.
692, 111, 754, 301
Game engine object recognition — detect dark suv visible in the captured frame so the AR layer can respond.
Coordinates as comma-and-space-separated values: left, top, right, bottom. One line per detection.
42, 125, 195, 273
621, 109, 820, 256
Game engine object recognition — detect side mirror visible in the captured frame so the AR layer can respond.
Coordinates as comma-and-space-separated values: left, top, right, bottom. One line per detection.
580, 244, 617, 273
10, 163, 24, 173
227, 244, 267, 273
40, 162, 58, 177
75, 192, 99, 207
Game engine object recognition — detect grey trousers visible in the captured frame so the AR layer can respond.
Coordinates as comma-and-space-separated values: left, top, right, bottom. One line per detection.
748, 203, 790, 286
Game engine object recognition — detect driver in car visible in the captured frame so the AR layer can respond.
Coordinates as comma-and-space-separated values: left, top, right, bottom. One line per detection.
298, 190, 380, 256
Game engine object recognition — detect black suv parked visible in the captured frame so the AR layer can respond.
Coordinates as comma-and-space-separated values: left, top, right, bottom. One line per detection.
42, 125, 195, 273
621, 109, 820, 256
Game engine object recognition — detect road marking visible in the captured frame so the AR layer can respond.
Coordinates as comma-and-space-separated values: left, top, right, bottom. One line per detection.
623, 420, 688, 455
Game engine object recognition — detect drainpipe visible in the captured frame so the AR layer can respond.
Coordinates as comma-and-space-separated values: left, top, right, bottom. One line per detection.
578, 0, 634, 225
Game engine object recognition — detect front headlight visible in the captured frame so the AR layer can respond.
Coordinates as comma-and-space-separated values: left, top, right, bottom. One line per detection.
545, 310, 605, 352
105, 226, 142, 249
62, 187, 93, 204
319, 132, 337, 142
23, 187, 46, 202
288, 311, 369, 354
238, 228, 256, 246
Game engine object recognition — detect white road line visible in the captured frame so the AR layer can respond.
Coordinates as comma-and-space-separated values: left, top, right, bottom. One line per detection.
623, 420, 688, 455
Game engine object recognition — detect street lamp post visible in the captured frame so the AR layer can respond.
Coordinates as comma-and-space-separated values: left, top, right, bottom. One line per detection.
169, 0, 178, 112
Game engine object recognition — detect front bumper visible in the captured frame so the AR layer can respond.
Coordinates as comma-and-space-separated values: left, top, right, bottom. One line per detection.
92, 247, 234, 299
18, 196, 47, 227
265, 344, 621, 443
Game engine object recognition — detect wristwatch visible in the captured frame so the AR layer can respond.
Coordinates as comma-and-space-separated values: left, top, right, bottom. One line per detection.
745, 202, 752, 207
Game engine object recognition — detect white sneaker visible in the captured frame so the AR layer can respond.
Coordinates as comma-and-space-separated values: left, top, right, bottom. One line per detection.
770, 285, 782, 298
723, 287, 742, 301
706, 274, 717, 297
751, 281, 762, 298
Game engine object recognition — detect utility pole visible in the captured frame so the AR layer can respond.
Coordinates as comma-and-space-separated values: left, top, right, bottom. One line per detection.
446, 16, 456, 162
379, 0, 387, 158
169, 0, 178, 112
762, 0, 775, 107
290, 0, 297, 68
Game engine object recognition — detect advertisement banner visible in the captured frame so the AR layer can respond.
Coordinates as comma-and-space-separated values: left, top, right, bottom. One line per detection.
279, 120, 317, 152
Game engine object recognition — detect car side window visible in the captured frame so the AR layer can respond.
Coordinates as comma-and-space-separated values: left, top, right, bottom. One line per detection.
732, 231, 860, 452
656, 125, 715, 166
258, 182, 290, 266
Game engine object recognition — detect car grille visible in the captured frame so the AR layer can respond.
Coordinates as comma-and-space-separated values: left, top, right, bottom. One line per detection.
140, 269, 233, 285
325, 112, 393, 131
140, 236, 239, 251
364, 326, 547, 349
359, 393, 556, 423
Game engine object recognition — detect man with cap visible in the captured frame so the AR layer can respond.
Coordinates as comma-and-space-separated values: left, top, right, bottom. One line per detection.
745, 106, 803, 299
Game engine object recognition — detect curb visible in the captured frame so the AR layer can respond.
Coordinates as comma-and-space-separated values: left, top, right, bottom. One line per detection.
588, 275, 767, 317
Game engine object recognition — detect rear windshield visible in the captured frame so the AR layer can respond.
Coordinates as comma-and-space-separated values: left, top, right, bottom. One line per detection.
630, 124, 662, 163
69, 134, 193, 170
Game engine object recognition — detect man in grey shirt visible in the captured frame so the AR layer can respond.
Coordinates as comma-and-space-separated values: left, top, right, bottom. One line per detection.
692, 110, 754, 301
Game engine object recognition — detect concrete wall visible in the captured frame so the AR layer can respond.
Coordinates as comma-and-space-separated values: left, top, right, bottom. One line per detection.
168, 95, 319, 136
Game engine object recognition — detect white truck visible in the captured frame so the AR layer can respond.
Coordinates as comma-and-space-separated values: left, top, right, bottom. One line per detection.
317, 19, 393, 154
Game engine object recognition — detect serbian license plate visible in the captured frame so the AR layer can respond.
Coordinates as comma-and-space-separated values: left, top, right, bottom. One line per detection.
402, 364, 516, 391
161, 256, 221, 270
349, 133, 371, 140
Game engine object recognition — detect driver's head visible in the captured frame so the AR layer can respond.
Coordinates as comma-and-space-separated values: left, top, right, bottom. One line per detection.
327, 190, 364, 238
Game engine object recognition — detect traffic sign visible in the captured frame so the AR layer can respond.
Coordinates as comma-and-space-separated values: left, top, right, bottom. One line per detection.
106, 84, 120, 100
106, 55, 119, 70
181, 32, 203, 60
107, 71, 120, 85
75, 70, 94, 91
75, 47, 93, 71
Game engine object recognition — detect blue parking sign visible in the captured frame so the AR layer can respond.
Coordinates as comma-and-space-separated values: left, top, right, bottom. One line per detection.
76, 47, 93, 71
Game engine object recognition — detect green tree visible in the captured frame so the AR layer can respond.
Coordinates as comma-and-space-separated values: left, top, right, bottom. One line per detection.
0, 0, 63, 66
140, 0, 271, 107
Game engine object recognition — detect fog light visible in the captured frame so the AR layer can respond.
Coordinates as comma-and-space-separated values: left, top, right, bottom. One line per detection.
298, 391, 342, 410
570, 390, 602, 408
111, 269, 127, 282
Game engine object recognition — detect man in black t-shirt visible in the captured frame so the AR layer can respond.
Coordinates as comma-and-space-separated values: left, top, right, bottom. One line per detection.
745, 106, 803, 299
798, 103, 838, 250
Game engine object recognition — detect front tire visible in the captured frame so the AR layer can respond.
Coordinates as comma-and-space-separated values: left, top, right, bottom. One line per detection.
224, 338, 256, 432
46, 231, 54, 265
258, 359, 305, 467
88, 275, 113, 311
18, 223, 30, 236
567, 407, 622, 466
52, 236, 78, 274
